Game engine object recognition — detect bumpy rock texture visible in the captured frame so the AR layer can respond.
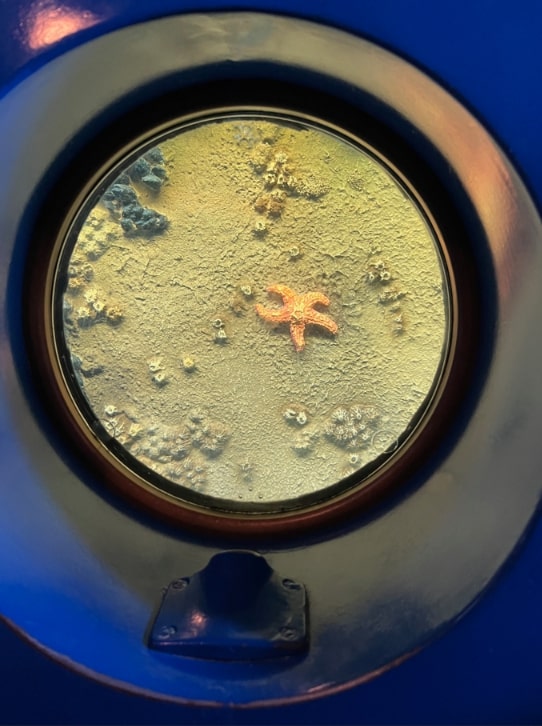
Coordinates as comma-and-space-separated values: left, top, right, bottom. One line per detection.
61, 120, 448, 506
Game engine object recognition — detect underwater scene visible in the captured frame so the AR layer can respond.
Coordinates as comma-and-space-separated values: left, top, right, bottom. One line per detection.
58, 115, 449, 511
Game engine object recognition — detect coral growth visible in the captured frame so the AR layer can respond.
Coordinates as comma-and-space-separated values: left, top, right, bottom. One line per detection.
186, 409, 231, 458
392, 312, 405, 335
124, 147, 168, 192
347, 170, 365, 191
128, 422, 192, 463
180, 355, 197, 373
365, 259, 392, 284
147, 357, 169, 386
365, 261, 408, 333
77, 211, 118, 260
211, 319, 229, 344
151, 371, 168, 387
165, 454, 207, 491
232, 122, 264, 148
125, 421, 207, 489
238, 459, 254, 483
118, 408, 230, 490
283, 405, 309, 426
120, 202, 169, 237
254, 189, 286, 217
66, 256, 94, 293
147, 357, 163, 373
229, 283, 256, 315
73, 287, 123, 328
101, 146, 168, 237
287, 245, 302, 261
250, 147, 298, 195
323, 404, 380, 450
117, 419, 207, 491
102, 182, 137, 214
102, 178, 168, 238
252, 218, 268, 237
293, 175, 329, 199
101, 406, 143, 448
378, 287, 405, 305
292, 426, 320, 456
249, 143, 329, 221
240, 283, 254, 298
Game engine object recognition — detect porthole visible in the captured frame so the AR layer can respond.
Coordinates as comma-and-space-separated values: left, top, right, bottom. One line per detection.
42, 109, 456, 530
3, 10, 541, 707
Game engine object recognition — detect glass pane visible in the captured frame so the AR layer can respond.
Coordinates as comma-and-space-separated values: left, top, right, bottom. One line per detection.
56, 113, 450, 512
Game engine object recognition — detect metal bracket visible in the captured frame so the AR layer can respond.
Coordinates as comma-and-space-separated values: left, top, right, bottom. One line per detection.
147, 550, 308, 660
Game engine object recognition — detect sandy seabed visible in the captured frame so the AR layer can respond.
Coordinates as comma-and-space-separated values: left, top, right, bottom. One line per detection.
60, 116, 449, 510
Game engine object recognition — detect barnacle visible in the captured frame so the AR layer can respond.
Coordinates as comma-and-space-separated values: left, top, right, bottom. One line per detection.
292, 427, 320, 456
181, 356, 197, 373
324, 404, 380, 449
187, 412, 231, 458
365, 259, 392, 285
166, 454, 207, 491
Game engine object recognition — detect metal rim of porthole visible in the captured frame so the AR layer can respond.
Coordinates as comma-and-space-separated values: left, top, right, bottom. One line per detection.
1, 11, 541, 706
25, 62, 475, 539
31, 102, 464, 538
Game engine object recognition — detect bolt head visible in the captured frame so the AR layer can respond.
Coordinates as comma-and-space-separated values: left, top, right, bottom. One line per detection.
279, 626, 297, 640
282, 578, 301, 590
171, 578, 189, 590
156, 625, 177, 641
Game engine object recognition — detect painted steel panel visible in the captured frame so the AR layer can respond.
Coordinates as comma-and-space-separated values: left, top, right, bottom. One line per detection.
0, 1, 540, 723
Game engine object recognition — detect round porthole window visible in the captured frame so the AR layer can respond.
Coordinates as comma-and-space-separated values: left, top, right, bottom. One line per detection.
46, 110, 453, 527
4, 9, 542, 708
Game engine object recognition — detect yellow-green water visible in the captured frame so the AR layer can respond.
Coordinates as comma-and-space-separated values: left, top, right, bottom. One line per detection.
59, 115, 449, 510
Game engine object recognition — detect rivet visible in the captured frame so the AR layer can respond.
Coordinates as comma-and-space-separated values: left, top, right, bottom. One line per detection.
171, 578, 189, 590
156, 625, 177, 640
282, 578, 301, 590
279, 626, 297, 640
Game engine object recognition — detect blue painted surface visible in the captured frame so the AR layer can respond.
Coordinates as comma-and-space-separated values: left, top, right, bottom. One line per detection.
148, 552, 309, 660
1, 518, 542, 724
1, 0, 541, 722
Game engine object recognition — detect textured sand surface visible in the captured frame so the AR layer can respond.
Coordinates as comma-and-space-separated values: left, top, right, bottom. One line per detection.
60, 116, 449, 510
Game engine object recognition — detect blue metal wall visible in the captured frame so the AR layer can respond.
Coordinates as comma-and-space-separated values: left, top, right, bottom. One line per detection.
1, 1, 541, 722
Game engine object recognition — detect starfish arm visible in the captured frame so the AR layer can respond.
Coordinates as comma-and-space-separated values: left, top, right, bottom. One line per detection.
302, 292, 331, 308
255, 303, 291, 323
304, 309, 339, 334
266, 284, 297, 304
290, 320, 306, 352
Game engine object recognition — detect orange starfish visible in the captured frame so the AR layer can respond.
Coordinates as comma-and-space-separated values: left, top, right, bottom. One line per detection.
255, 284, 338, 352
